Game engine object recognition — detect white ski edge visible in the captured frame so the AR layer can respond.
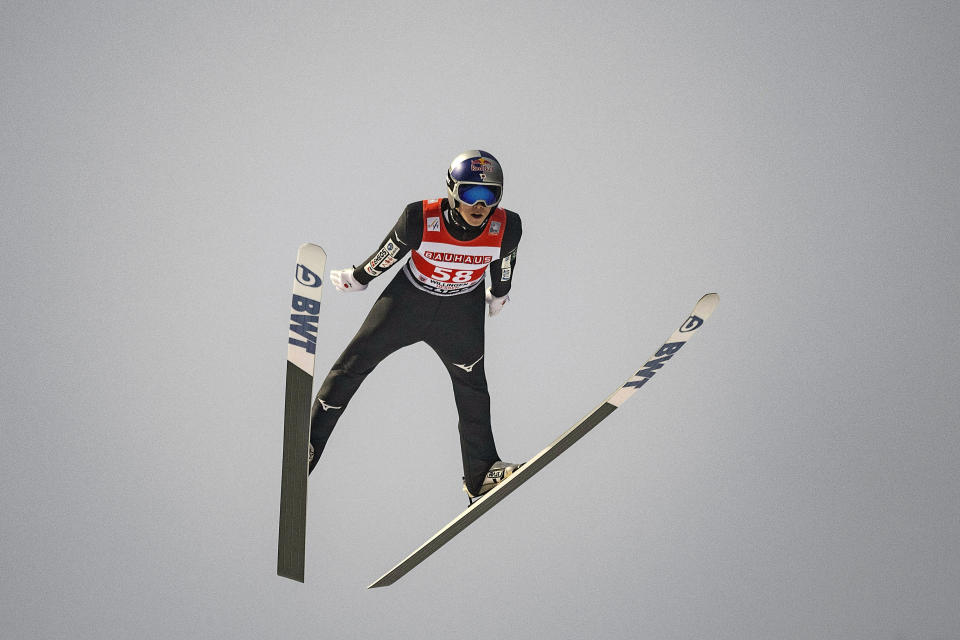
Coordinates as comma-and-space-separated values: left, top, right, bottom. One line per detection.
367, 292, 719, 588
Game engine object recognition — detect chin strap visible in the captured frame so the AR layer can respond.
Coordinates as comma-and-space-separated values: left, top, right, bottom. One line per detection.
444, 205, 470, 232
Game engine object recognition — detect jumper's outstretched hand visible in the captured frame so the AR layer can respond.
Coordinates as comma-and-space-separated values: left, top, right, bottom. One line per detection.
330, 268, 367, 292
485, 288, 509, 317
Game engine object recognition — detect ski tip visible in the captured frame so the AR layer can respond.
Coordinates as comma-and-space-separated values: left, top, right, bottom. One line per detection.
696, 292, 719, 318
298, 242, 327, 257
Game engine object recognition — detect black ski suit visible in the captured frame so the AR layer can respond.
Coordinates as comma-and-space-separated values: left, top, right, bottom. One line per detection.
309, 199, 521, 495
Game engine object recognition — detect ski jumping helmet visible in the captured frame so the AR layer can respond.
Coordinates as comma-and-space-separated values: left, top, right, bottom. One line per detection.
446, 150, 503, 211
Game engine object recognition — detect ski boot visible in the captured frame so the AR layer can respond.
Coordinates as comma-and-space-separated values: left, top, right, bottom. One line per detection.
463, 461, 523, 504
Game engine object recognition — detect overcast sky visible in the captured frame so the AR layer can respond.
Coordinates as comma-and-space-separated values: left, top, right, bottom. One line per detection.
2, 2, 959, 639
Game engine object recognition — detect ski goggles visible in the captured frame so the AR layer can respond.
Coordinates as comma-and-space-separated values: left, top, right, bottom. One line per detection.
454, 183, 502, 207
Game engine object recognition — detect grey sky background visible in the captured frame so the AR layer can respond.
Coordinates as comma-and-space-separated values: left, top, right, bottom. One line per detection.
2, 2, 958, 639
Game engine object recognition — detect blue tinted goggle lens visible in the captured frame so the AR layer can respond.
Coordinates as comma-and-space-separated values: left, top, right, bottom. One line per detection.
458, 184, 500, 205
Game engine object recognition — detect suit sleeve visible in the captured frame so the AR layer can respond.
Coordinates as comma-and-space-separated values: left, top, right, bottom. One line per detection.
489, 210, 522, 298
351, 202, 424, 285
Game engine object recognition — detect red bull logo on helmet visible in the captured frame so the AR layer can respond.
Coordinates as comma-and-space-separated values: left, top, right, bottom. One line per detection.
470, 157, 494, 172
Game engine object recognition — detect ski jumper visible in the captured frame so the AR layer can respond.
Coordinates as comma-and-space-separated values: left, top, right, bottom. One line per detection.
309, 199, 522, 494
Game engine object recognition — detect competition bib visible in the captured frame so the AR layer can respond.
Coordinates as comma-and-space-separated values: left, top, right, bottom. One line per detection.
405, 199, 507, 296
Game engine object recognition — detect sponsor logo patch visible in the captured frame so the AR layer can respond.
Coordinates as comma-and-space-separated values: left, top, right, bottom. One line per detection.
427, 216, 441, 232
452, 355, 484, 372
488, 221, 501, 235
471, 158, 493, 171
500, 251, 514, 281
316, 398, 343, 412
365, 239, 402, 276
421, 251, 492, 265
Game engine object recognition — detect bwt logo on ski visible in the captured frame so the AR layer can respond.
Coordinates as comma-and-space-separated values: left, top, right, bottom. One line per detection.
296, 263, 322, 288
679, 314, 704, 333
623, 342, 684, 389
288, 295, 320, 354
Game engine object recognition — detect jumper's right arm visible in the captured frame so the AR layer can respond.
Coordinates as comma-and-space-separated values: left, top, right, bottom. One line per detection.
331, 202, 423, 292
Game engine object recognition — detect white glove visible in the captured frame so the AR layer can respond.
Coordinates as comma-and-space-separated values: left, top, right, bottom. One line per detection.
485, 288, 510, 316
330, 268, 367, 293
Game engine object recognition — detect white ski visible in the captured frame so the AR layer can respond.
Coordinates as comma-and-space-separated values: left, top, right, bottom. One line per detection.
278, 243, 326, 582
368, 292, 719, 588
